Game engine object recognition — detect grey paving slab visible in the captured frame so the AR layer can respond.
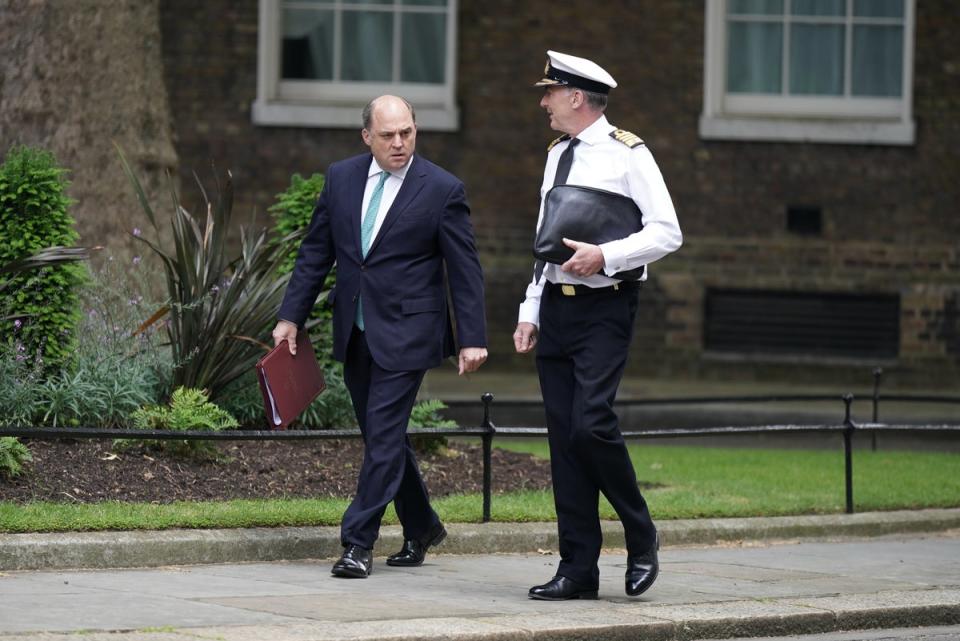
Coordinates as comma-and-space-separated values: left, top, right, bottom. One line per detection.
0, 534, 957, 641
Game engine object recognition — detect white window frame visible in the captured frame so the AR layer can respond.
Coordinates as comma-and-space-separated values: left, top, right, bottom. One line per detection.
700, 0, 915, 145
253, 0, 459, 131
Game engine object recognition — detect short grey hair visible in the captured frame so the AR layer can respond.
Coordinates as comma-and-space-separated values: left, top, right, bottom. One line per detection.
362, 96, 417, 130
581, 89, 608, 112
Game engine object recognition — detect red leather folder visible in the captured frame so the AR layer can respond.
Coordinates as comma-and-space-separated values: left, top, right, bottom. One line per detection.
255, 333, 326, 430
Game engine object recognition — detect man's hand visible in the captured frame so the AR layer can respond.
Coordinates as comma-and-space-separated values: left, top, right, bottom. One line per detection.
272, 320, 299, 355
560, 238, 604, 277
458, 347, 488, 375
513, 322, 538, 354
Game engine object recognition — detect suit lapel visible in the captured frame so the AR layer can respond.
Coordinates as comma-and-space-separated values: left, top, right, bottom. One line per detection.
366, 155, 427, 257
348, 155, 370, 258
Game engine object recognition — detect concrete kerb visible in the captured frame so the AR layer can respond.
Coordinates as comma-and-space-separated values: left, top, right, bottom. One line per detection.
2, 507, 959, 571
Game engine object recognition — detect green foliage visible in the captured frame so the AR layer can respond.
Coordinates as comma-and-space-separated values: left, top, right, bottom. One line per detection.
0, 437, 32, 478
132, 387, 238, 431
116, 145, 303, 403
0, 256, 167, 428
299, 366, 357, 428
409, 399, 456, 454
268, 173, 337, 365
0, 246, 89, 296
268, 173, 325, 274
0, 146, 86, 369
409, 399, 456, 428
124, 387, 239, 460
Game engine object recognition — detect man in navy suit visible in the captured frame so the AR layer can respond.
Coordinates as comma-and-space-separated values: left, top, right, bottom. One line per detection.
272, 95, 488, 579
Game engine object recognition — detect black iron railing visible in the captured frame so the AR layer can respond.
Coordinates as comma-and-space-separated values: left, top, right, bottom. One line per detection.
2, 368, 958, 521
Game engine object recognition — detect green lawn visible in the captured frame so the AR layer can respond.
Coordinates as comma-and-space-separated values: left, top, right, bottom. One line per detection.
497, 440, 960, 519
1, 443, 957, 533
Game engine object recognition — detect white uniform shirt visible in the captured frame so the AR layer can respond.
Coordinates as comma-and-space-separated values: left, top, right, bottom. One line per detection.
517, 115, 682, 327
361, 155, 412, 243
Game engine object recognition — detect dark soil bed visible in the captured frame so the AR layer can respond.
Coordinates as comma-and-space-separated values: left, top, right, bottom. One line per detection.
0, 439, 553, 504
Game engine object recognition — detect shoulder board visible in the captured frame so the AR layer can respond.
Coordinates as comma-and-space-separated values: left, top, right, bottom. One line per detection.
546, 134, 570, 152
610, 128, 644, 148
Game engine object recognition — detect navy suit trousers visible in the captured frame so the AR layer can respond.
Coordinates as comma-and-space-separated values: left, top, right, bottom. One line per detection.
536, 284, 657, 587
340, 327, 440, 549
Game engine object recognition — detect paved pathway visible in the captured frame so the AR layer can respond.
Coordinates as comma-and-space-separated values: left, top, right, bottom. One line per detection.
1, 532, 958, 641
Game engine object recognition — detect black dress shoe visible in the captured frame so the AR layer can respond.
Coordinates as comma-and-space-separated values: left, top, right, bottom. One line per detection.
331, 544, 373, 578
528, 575, 598, 601
625, 535, 660, 596
386, 522, 447, 567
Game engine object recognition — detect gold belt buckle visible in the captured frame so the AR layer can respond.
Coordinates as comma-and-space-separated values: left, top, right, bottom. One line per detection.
561, 284, 576, 296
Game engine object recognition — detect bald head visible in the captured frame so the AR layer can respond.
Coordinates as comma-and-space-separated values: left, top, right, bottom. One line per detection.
362, 95, 416, 130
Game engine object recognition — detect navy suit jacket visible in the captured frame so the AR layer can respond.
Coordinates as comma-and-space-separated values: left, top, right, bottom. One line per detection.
278, 153, 487, 372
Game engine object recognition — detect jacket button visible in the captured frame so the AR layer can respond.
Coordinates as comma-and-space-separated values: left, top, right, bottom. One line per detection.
360, 265, 366, 271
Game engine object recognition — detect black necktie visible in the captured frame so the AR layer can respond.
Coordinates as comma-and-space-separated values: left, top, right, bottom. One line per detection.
535, 138, 579, 283
552, 137, 579, 187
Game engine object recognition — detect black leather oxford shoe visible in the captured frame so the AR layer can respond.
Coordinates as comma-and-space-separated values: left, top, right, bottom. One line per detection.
625, 536, 660, 596
386, 521, 447, 567
528, 575, 599, 601
331, 544, 373, 578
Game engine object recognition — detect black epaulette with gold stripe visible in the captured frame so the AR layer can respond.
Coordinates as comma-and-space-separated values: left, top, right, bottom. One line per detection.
547, 134, 570, 151
610, 128, 644, 148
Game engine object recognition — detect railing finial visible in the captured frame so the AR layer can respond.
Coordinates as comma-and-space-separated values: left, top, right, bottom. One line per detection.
481, 393, 494, 429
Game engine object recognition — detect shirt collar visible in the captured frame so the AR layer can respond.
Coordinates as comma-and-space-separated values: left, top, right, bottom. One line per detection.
573, 114, 613, 146
368, 155, 414, 180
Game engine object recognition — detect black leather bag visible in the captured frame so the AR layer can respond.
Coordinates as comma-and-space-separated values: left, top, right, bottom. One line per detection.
534, 184, 645, 281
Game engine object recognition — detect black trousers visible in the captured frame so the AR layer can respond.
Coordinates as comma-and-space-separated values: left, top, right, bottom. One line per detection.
536, 283, 657, 587
340, 327, 440, 549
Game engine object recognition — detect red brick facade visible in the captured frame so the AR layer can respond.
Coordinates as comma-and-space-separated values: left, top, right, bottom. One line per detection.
159, 0, 960, 387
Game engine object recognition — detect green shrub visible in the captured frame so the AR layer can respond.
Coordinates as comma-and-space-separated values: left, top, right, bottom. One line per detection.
268, 173, 337, 364
0, 146, 86, 369
0, 342, 41, 427
0, 437, 32, 478
117, 146, 302, 403
269, 173, 326, 274
0, 256, 167, 428
124, 387, 238, 460
409, 399, 456, 454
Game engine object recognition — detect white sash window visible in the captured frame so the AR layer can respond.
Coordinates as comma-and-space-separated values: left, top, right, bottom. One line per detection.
700, 0, 915, 145
254, 0, 458, 130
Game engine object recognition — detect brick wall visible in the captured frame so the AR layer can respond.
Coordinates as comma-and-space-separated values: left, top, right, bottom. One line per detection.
159, 0, 960, 387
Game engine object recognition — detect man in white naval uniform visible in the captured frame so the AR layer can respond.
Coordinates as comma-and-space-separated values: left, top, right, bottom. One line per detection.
514, 50, 682, 601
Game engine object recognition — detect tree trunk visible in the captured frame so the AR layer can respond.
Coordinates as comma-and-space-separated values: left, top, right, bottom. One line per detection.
0, 0, 177, 255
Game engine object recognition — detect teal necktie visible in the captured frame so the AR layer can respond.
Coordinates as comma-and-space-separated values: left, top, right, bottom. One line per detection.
356, 171, 390, 330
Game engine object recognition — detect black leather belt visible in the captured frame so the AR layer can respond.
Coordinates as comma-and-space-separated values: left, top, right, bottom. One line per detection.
546, 280, 641, 297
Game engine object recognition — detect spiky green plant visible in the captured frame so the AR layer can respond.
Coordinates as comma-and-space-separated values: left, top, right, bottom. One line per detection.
115, 145, 304, 402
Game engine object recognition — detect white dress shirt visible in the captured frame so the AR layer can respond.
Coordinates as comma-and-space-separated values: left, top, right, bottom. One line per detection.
361, 155, 412, 244
517, 115, 683, 327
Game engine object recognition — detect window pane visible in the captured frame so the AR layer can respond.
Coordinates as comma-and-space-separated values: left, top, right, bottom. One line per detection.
400, 13, 446, 83
853, 25, 903, 96
727, 21, 783, 93
402, 0, 448, 5
789, 23, 844, 94
344, 1, 393, 5
341, 10, 393, 81
729, 0, 783, 15
281, 9, 334, 80
791, 0, 844, 16
854, 0, 904, 17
